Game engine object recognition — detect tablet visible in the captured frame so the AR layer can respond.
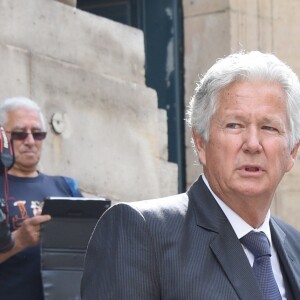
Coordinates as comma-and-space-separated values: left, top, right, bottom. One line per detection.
42, 197, 111, 219
40, 196, 112, 298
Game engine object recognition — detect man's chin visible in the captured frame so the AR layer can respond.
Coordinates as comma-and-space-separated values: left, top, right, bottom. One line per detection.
236, 186, 268, 199
9, 162, 39, 173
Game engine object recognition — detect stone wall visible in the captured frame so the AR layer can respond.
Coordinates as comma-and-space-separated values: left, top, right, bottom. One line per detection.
0, 0, 178, 203
1, 0, 299, 228
183, 0, 300, 229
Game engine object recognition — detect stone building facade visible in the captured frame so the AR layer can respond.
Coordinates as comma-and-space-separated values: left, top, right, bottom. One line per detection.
183, 0, 300, 230
0, 0, 299, 229
0, 0, 178, 204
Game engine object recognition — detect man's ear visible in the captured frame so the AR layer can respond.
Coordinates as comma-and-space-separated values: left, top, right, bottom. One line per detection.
192, 129, 207, 166
286, 141, 300, 172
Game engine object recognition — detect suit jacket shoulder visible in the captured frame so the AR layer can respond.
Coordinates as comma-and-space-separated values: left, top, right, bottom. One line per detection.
128, 193, 189, 223
82, 177, 265, 300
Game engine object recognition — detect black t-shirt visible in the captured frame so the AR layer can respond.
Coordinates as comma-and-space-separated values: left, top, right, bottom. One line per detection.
0, 172, 81, 300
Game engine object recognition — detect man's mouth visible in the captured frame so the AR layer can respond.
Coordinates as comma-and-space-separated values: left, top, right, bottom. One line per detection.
245, 166, 260, 172
22, 151, 36, 155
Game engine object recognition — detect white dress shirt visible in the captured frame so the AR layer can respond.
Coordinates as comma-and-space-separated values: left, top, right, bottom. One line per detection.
202, 174, 286, 299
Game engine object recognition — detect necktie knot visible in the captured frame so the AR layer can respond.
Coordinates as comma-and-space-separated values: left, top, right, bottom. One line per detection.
240, 231, 271, 258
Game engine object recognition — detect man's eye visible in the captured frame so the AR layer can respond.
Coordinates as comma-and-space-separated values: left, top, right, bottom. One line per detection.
226, 123, 240, 129
262, 126, 278, 132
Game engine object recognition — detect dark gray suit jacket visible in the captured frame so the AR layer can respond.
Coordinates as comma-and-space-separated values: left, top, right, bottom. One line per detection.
81, 176, 300, 299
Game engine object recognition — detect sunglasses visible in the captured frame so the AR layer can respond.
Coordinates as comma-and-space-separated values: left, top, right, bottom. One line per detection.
8, 131, 47, 141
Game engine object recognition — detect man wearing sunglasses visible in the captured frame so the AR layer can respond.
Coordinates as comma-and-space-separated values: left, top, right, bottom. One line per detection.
0, 97, 82, 300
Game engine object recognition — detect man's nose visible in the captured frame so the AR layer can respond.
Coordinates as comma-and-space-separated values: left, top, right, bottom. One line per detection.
23, 132, 36, 144
242, 127, 262, 153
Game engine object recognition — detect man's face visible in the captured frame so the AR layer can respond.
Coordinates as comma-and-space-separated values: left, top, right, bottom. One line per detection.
5, 108, 44, 176
194, 80, 299, 207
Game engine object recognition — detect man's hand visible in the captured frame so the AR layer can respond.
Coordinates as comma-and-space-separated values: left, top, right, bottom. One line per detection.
0, 214, 51, 263
13, 215, 51, 249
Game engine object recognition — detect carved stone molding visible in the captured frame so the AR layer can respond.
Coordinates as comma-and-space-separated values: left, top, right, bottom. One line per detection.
56, 0, 76, 7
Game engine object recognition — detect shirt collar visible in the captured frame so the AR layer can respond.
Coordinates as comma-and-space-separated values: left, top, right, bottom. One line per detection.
201, 174, 272, 242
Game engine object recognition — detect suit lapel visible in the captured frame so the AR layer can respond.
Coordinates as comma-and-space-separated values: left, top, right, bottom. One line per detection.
209, 233, 262, 300
270, 218, 300, 297
188, 176, 263, 300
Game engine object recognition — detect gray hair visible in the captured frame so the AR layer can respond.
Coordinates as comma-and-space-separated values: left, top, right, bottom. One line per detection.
0, 96, 46, 131
186, 51, 300, 150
